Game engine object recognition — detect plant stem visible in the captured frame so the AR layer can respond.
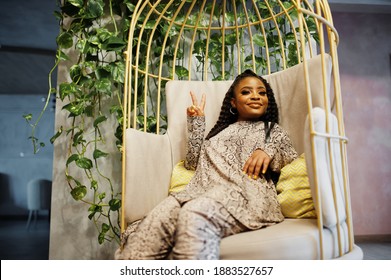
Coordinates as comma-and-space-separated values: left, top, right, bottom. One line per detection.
29, 57, 60, 154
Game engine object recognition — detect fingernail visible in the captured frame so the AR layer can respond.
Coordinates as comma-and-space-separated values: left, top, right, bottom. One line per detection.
253, 175, 258, 179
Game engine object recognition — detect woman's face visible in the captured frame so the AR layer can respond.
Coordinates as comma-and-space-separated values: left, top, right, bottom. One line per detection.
230, 76, 268, 122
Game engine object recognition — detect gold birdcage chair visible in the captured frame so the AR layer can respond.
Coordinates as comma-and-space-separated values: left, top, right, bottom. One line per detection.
120, 0, 363, 259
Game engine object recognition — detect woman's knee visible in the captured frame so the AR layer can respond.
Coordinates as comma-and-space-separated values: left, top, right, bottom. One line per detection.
180, 197, 217, 215
173, 197, 222, 260
177, 197, 221, 233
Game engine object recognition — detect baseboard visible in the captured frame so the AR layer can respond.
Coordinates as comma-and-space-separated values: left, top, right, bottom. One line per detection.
0, 214, 49, 221
355, 234, 391, 243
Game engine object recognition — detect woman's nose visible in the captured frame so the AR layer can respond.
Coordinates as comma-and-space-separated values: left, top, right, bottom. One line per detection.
250, 93, 260, 99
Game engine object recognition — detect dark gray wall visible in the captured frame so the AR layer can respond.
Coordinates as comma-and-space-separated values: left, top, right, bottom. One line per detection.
0, 0, 58, 217
0, 94, 54, 216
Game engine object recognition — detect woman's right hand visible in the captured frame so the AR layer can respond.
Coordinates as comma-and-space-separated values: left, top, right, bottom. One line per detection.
187, 91, 206, 117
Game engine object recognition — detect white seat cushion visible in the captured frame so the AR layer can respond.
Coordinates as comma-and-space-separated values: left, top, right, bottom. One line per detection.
220, 219, 345, 260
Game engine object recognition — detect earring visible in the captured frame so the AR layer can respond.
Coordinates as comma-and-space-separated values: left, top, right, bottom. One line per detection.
229, 107, 237, 115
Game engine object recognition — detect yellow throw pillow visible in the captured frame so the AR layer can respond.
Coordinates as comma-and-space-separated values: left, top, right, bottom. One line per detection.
169, 160, 195, 193
276, 153, 317, 218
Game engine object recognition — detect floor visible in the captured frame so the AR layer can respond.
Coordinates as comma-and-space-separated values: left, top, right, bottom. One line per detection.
0, 217, 390, 260
0, 217, 50, 260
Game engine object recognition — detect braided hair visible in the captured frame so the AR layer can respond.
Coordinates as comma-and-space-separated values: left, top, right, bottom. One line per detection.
205, 69, 279, 140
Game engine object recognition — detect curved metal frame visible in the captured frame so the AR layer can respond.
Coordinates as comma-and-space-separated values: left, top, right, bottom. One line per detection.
122, 0, 354, 259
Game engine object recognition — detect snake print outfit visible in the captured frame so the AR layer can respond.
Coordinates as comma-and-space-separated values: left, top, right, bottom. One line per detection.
115, 116, 297, 260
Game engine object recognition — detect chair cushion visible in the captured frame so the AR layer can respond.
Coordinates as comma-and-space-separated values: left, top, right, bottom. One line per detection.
304, 107, 346, 228
276, 154, 316, 219
165, 54, 331, 164
220, 218, 347, 259
169, 160, 194, 193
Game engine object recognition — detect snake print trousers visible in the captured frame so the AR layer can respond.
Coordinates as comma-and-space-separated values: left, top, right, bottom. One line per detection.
115, 195, 247, 260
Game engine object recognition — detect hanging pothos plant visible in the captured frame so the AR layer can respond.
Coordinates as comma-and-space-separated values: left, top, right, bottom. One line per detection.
24, 0, 318, 246
24, 0, 137, 245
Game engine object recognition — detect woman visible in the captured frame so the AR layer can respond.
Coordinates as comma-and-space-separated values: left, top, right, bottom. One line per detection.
115, 69, 298, 260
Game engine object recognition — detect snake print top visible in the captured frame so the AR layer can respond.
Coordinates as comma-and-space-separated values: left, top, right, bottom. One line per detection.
172, 116, 298, 229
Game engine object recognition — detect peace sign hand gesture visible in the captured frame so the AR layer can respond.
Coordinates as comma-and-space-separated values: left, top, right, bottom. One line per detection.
187, 91, 206, 117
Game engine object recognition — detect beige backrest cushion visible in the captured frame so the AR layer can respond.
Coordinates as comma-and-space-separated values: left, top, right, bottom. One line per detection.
304, 107, 347, 228
165, 54, 331, 165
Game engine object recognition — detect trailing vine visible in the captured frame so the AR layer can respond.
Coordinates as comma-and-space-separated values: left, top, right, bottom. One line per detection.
25, 0, 318, 246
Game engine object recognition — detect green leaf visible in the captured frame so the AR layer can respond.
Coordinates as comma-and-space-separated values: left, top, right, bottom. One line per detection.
59, 82, 78, 100
96, 28, 112, 42
91, 180, 98, 190
175, 65, 189, 79
56, 50, 69, 61
98, 232, 105, 244
69, 65, 83, 83
285, 32, 296, 43
225, 11, 235, 23
85, 0, 105, 19
95, 67, 110, 80
66, 154, 79, 166
102, 36, 126, 51
125, 2, 135, 12
60, 2, 80, 17
71, 185, 87, 201
23, 114, 32, 122
62, 102, 84, 116
88, 204, 102, 219
224, 33, 237, 46
193, 39, 205, 54
56, 31, 73, 49
109, 199, 121, 211
111, 62, 125, 84
68, 0, 83, 8
143, 20, 156, 30
102, 223, 110, 233
76, 157, 93, 169
50, 127, 63, 144
75, 39, 90, 54
93, 115, 107, 128
257, 1, 268, 10
88, 34, 100, 46
72, 130, 84, 146
84, 105, 94, 117
98, 192, 105, 200
88, 204, 102, 212
95, 78, 111, 93
253, 34, 265, 47
93, 149, 108, 159
54, 10, 63, 21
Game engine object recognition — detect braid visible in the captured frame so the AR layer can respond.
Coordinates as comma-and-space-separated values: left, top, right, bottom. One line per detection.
206, 70, 279, 140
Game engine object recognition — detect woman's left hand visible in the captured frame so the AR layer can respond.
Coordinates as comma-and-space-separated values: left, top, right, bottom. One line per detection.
187, 91, 206, 117
242, 149, 271, 179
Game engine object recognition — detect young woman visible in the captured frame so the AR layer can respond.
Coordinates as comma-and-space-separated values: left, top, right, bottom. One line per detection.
115, 69, 298, 260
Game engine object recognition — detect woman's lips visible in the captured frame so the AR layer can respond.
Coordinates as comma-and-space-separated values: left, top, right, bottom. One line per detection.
247, 103, 262, 108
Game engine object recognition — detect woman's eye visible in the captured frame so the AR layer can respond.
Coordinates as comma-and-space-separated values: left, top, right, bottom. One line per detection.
259, 91, 266, 96
242, 90, 250, 95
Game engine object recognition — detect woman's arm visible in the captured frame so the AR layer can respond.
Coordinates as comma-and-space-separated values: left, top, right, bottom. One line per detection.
262, 124, 298, 172
184, 91, 206, 170
243, 123, 298, 179
184, 116, 205, 170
